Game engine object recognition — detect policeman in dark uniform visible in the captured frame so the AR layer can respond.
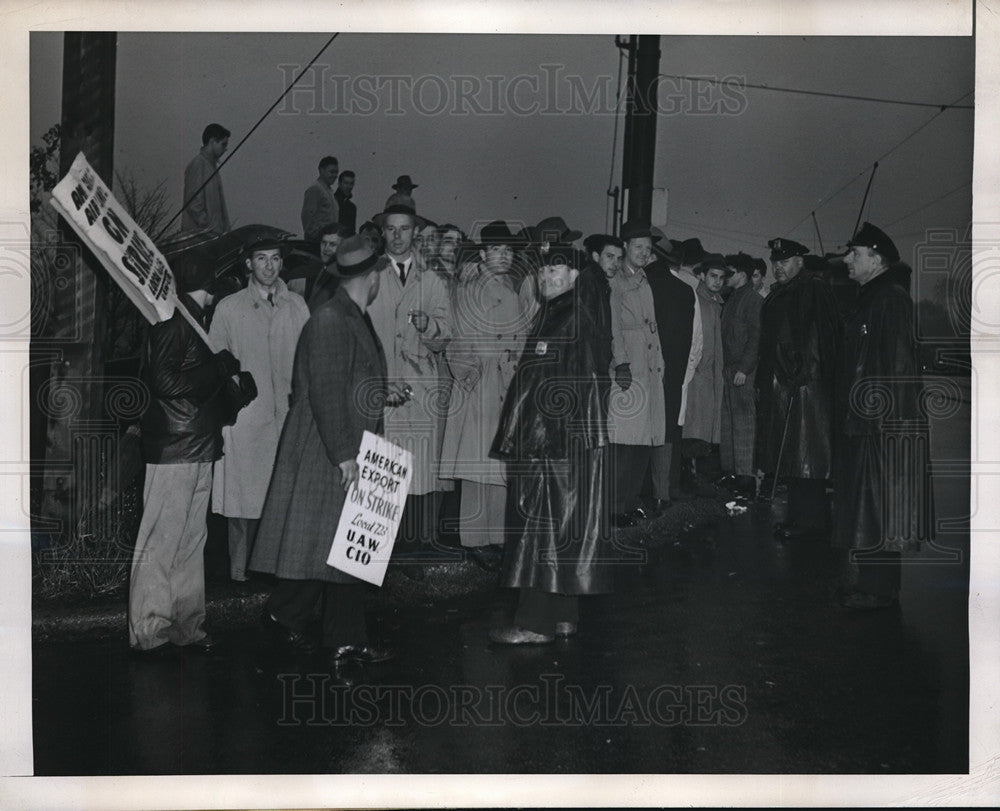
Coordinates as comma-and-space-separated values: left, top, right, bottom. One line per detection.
756, 238, 841, 540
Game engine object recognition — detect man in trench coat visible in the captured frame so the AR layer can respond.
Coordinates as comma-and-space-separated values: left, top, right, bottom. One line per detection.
209, 234, 309, 581
250, 236, 392, 664
835, 223, 929, 610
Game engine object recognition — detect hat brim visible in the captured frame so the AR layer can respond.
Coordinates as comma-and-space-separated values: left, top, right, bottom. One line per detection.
334, 254, 390, 279
373, 210, 426, 230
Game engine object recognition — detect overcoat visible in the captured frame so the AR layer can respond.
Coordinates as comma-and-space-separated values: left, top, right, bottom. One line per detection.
250, 287, 387, 584
720, 282, 763, 473
440, 267, 526, 485
683, 282, 725, 443
209, 280, 309, 518
607, 266, 666, 446
646, 261, 695, 439
181, 149, 230, 235
366, 255, 452, 495
755, 270, 840, 478
833, 264, 929, 552
492, 286, 612, 596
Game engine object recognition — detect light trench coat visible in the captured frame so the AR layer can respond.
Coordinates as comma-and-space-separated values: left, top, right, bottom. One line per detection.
440, 267, 529, 485
209, 280, 310, 517
607, 267, 666, 446
367, 255, 452, 495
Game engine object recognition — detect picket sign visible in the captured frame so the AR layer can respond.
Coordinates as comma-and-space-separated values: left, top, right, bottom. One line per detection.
327, 431, 413, 587
49, 152, 219, 352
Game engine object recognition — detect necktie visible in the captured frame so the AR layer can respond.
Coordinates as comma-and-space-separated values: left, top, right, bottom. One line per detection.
396, 261, 407, 286
267, 292, 274, 307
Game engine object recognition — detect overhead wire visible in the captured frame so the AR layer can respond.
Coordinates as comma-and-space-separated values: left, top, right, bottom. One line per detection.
155, 32, 341, 242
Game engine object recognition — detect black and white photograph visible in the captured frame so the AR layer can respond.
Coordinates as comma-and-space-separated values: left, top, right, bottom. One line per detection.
3, 1, 998, 807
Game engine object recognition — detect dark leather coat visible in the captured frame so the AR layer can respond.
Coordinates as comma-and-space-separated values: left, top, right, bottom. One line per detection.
492, 286, 612, 595
140, 295, 228, 464
833, 263, 929, 552
755, 270, 840, 479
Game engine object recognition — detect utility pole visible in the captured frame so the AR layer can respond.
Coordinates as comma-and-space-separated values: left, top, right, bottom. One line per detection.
618, 34, 661, 229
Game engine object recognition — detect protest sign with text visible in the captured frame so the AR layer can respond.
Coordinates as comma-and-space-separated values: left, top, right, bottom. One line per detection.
327, 431, 412, 586
49, 151, 216, 348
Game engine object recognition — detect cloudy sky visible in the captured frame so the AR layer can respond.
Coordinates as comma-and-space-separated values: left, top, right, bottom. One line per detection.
30, 29, 972, 277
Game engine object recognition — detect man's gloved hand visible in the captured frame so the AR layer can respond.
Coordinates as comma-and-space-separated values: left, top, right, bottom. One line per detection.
214, 349, 241, 378
234, 371, 257, 408
614, 363, 632, 391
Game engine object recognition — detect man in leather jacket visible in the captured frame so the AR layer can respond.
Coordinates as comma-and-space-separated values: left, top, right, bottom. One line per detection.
756, 237, 840, 541
128, 249, 256, 656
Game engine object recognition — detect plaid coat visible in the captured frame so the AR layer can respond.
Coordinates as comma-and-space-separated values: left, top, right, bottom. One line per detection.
250, 287, 387, 584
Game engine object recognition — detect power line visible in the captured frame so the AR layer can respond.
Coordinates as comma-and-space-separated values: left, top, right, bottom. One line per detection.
883, 181, 972, 228
784, 89, 973, 236
656, 73, 974, 110
155, 32, 340, 242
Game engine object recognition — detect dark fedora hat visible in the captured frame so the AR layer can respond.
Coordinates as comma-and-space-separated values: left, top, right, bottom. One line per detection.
694, 252, 729, 275
533, 216, 582, 244
620, 219, 663, 243
541, 243, 587, 270
334, 235, 390, 278
373, 200, 425, 230
392, 174, 418, 191
476, 220, 519, 247
674, 237, 708, 266
847, 221, 899, 263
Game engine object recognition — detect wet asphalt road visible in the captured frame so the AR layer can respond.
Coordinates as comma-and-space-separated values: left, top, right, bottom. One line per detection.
32, 499, 968, 775
32, 379, 969, 775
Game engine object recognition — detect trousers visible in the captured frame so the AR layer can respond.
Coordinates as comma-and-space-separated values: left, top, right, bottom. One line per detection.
128, 462, 212, 650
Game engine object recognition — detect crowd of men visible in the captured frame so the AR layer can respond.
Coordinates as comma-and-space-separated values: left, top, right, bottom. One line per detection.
125, 122, 929, 663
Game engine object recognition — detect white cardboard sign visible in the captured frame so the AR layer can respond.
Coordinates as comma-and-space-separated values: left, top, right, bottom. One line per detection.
327, 431, 412, 586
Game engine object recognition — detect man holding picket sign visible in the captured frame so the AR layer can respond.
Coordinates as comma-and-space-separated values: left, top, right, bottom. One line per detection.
48, 153, 258, 658
250, 235, 395, 666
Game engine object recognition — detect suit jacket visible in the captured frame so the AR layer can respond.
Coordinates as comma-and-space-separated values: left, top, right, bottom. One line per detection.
645, 260, 695, 438
181, 149, 230, 234
251, 286, 387, 583
721, 282, 763, 378
301, 178, 339, 242
335, 188, 357, 234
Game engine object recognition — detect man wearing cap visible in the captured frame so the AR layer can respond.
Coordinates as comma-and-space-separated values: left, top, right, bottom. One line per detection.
367, 200, 452, 562
301, 156, 340, 243
251, 236, 393, 664
645, 233, 701, 508
719, 252, 763, 497
334, 170, 357, 235
681, 254, 729, 485
129, 249, 257, 656
385, 174, 418, 208
441, 221, 525, 569
756, 237, 841, 541
209, 235, 310, 582
606, 220, 666, 526
182, 123, 231, 236
835, 223, 927, 610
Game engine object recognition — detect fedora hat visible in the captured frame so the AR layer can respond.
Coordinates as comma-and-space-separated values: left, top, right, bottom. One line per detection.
391, 174, 418, 191
620, 219, 663, 243
476, 220, 519, 247
533, 216, 582, 244
334, 235, 390, 278
373, 200, 425, 230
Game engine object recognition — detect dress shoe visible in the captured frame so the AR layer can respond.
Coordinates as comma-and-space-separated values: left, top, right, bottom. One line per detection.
554, 621, 577, 637
262, 613, 318, 652
488, 626, 555, 645
328, 643, 395, 664
611, 512, 636, 528
841, 590, 899, 611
